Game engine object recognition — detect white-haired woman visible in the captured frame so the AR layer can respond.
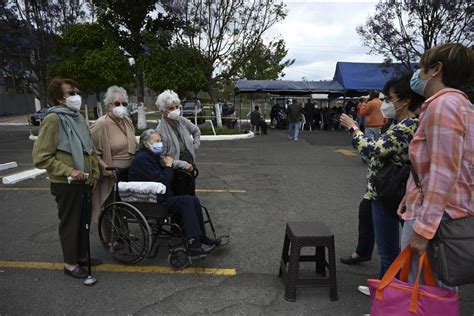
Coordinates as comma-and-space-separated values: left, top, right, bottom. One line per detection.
90, 85, 138, 223
155, 90, 200, 172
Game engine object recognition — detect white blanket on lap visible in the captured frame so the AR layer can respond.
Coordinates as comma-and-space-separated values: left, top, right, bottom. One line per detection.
118, 181, 167, 203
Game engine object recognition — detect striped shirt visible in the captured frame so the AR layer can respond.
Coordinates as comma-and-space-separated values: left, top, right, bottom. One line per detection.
401, 88, 474, 239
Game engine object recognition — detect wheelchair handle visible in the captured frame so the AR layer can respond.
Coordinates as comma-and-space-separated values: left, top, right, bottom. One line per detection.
192, 168, 199, 179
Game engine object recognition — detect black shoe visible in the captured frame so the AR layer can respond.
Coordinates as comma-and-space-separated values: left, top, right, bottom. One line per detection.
188, 239, 215, 256
200, 236, 222, 247
78, 258, 103, 267
64, 266, 88, 279
340, 254, 371, 265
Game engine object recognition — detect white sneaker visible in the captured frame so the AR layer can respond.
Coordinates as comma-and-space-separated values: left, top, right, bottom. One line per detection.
357, 285, 370, 296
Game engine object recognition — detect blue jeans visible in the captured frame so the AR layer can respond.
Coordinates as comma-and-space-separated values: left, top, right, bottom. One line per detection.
288, 121, 302, 140
400, 219, 456, 291
371, 198, 401, 278
365, 127, 381, 140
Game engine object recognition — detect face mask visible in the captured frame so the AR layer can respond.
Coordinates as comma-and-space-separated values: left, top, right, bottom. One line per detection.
167, 109, 181, 120
150, 142, 163, 155
66, 95, 82, 112
410, 69, 431, 97
381, 100, 396, 118
112, 105, 128, 119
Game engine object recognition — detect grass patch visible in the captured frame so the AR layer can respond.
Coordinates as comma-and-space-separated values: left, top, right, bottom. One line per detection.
200, 126, 246, 135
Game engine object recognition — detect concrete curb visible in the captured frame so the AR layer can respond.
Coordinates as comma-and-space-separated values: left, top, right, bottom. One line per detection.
0, 162, 18, 171
201, 132, 254, 141
2, 168, 46, 184
0, 123, 30, 126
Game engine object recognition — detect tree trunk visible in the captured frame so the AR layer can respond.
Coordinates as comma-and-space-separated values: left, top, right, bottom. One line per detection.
207, 81, 222, 127
135, 62, 147, 129
96, 92, 103, 117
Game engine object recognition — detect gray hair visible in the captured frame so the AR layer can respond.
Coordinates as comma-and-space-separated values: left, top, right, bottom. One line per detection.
138, 129, 159, 150
103, 85, 129, 105
155, 89, 180, 112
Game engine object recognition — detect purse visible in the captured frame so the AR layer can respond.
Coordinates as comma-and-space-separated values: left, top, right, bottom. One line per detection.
368, 247, 459, 316
373, 161, 411, 214
411, 169, 474, 286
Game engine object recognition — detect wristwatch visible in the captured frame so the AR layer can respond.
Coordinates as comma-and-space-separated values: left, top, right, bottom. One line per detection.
349, 126, 359, 134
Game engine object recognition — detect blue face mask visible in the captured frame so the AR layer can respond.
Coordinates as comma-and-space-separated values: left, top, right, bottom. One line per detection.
410, 69, 431, 97
150, 142, 163, 155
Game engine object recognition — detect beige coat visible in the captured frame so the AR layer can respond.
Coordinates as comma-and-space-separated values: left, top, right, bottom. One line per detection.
90, 115, 137, 223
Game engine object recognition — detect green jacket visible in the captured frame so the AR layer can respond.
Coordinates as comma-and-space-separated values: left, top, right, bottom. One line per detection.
32, 113, 99, 183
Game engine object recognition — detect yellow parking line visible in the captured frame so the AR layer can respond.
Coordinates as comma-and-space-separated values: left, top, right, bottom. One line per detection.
0, 260, 236, 277
335, 149, 358, 157
0, 187, 246, 193
199, 162, 250, 166
196, 189, 246, 193
0, 187, 49, 191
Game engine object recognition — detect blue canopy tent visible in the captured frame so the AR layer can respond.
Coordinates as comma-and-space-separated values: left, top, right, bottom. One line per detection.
234, 79, 345, 95
333, 62, 411, 94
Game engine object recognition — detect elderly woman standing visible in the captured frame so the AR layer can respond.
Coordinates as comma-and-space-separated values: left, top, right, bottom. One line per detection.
32, 78, 100, 279
400, 43, 474, 288
90, 86, 138, 223
155, 90, 200, 172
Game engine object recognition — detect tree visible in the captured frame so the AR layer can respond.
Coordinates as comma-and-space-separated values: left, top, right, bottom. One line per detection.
357, 0, 473, 70
0, 0, 90, 106
142, 43, 208, 96
49, 23, 133, 101
92, 0, 183, 128
178, 0, 287, 103
238, 38, 294, 80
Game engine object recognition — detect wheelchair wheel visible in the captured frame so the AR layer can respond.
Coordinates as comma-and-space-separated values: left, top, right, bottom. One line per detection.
168, 247, 190, 270
98, 202, 152, 264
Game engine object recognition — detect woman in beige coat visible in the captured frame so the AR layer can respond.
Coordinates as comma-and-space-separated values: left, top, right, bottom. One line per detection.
90, 86, 138, 224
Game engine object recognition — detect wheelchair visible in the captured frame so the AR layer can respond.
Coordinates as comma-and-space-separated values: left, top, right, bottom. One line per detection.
97, 167, 227, 270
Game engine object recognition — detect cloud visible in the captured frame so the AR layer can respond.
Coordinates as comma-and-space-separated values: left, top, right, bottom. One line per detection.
265, 1, 385, 80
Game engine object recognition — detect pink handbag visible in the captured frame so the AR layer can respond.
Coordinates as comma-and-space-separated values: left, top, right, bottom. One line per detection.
368, 247, 459, 316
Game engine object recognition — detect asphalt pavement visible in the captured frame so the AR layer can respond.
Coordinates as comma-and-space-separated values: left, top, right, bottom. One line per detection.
1, 125, 473, 315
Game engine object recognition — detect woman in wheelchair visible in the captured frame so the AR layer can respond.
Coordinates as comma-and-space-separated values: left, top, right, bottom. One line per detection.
128, 129, 219, 257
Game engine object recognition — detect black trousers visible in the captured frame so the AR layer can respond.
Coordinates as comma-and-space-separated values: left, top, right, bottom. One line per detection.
166, 195, 206, 240
50, 183, 90, 264
355, 198, 374, 258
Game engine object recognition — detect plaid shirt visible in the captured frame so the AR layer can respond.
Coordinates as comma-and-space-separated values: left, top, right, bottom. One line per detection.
401, 88, 474, 239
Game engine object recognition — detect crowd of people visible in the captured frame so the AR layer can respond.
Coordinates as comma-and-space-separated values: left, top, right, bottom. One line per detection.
32, 82, 219, 279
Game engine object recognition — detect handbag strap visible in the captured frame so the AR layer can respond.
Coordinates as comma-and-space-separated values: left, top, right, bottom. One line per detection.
376, 247, 436, 307
410, 166, 425, 202
409, 252, 437, 313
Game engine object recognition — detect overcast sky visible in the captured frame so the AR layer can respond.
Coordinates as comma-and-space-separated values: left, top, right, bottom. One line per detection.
264, 0, 385, 81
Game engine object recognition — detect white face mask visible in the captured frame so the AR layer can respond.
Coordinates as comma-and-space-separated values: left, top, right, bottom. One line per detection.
380, 98, 401, 119
381, 100, 396, 119
167, 109, 181, 120
112, 105, 128, 119
66, 95, 82, 112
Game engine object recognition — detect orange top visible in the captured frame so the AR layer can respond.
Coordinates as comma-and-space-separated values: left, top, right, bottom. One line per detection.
360, 98, 384, 127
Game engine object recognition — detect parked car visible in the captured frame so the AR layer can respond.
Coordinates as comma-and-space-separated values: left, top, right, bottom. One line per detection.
30, 107, 49, 126
182, 100, 206, 125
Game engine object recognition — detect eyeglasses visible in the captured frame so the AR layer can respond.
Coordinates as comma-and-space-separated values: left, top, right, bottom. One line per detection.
113, 102, 128, 107
65, 90, 80, 97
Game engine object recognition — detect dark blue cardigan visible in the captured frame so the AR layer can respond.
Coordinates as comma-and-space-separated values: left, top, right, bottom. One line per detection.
128, 148, 175, 197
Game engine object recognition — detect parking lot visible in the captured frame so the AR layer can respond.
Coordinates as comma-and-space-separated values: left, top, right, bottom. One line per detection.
1, 124, 473, 315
